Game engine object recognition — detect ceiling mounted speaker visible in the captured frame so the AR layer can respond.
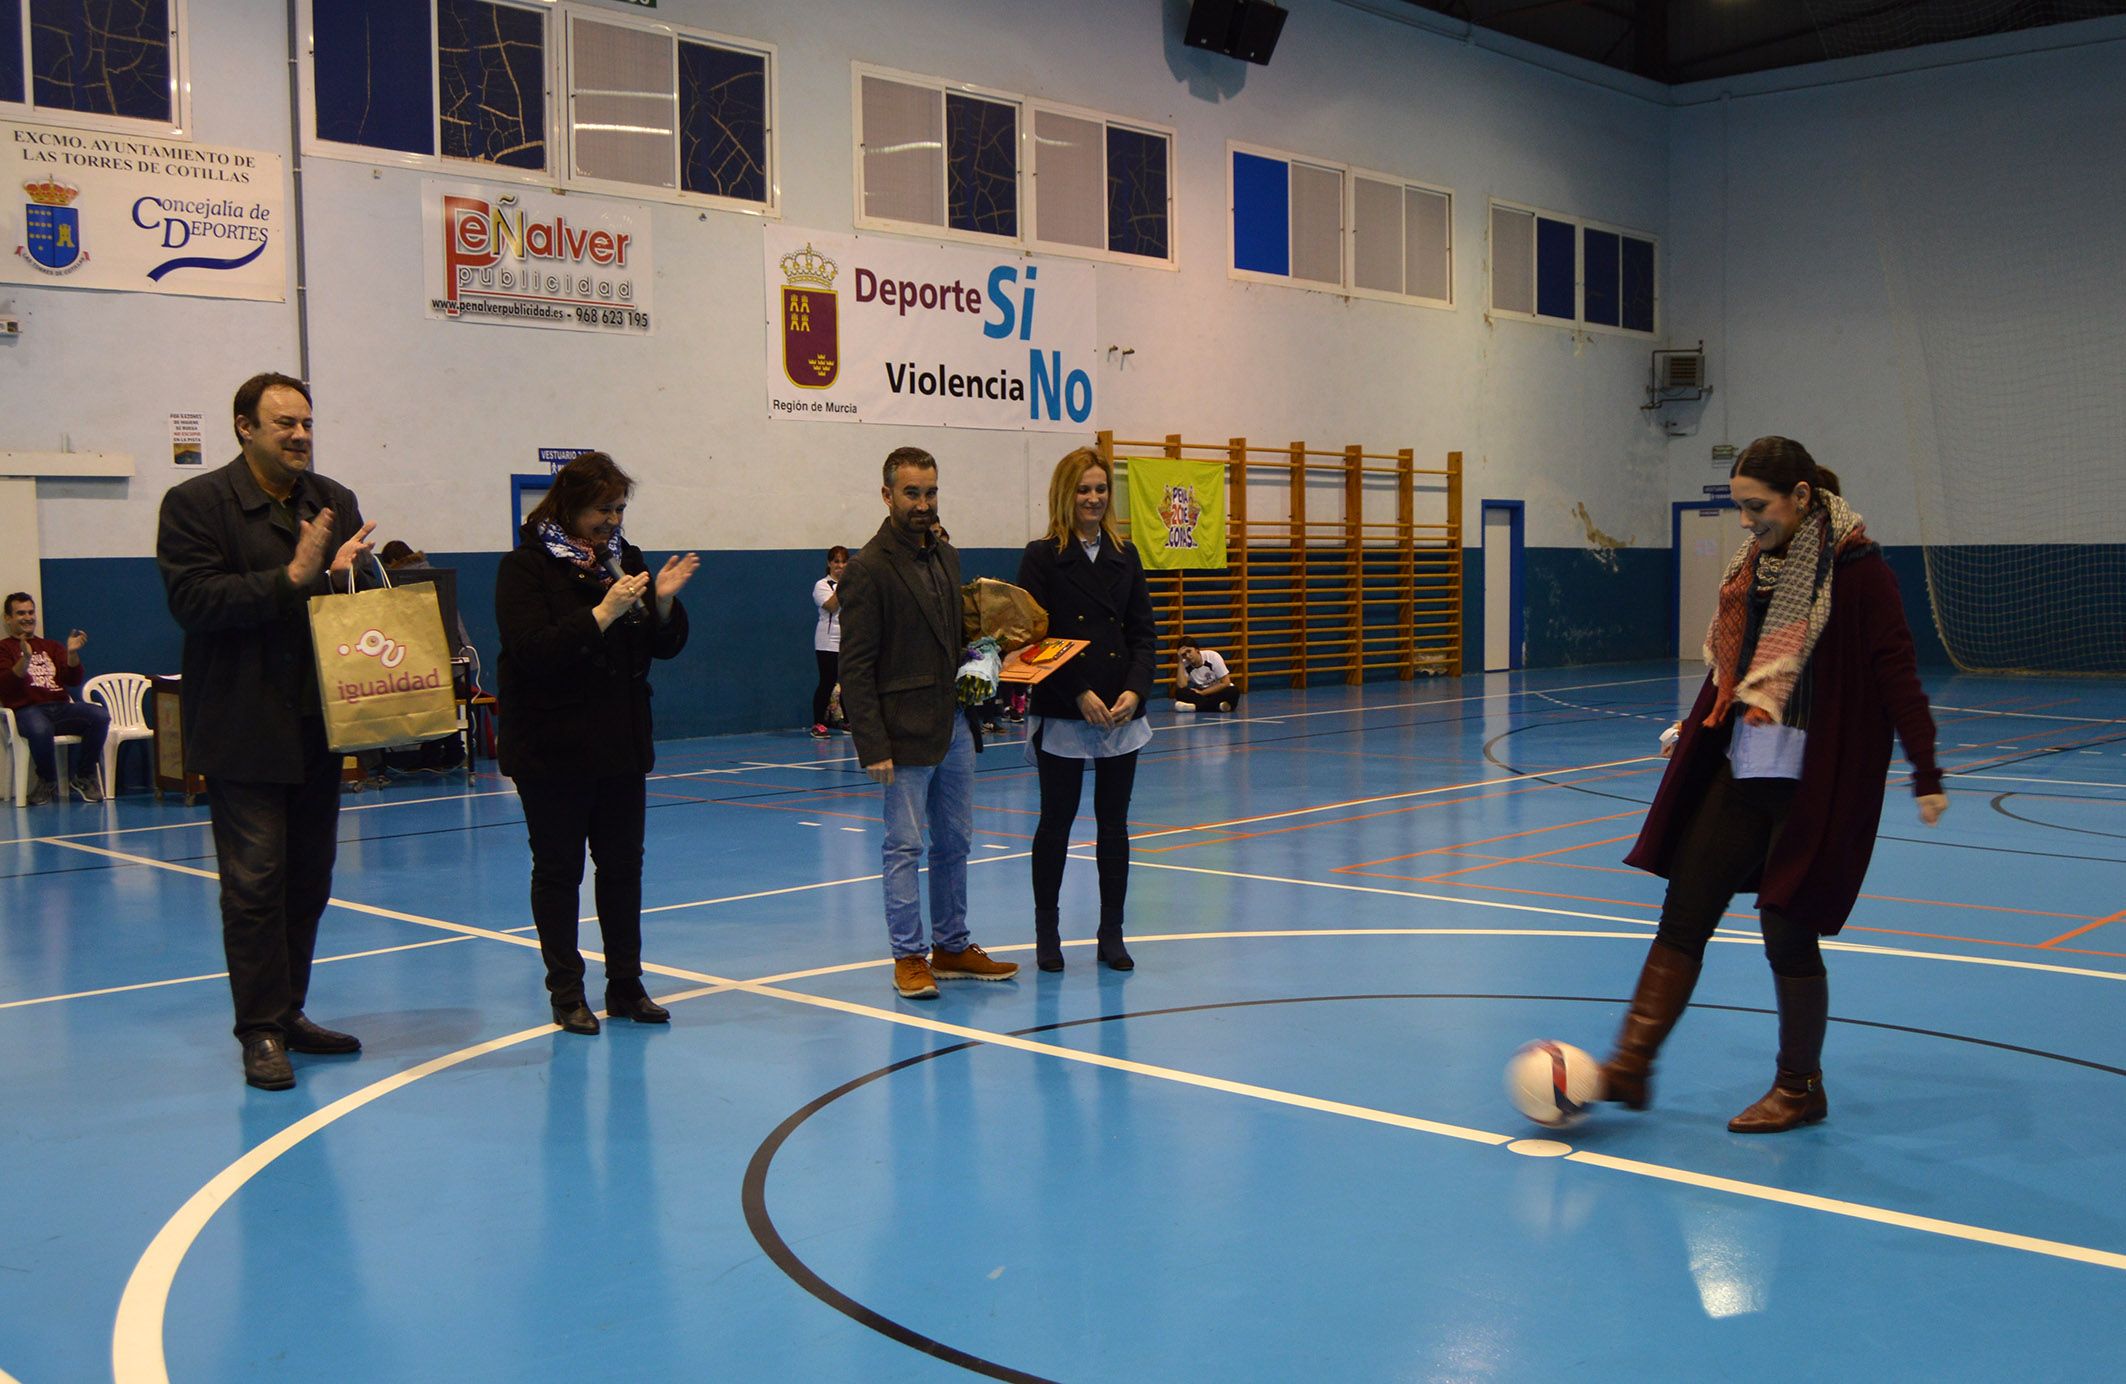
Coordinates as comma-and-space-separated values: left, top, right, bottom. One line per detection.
1183, 0, 1287, 67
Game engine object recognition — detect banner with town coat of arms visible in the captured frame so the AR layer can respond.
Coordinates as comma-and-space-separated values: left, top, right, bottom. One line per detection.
1124, 456, 1228, 570
763, 225, 1097, 431
2, 119, 285, 301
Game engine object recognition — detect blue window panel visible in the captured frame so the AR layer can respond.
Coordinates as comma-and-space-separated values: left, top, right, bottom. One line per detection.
29, 0, 171, 122
0, 0, 23, 105
313, 0, 434, 155
1232, 151, 1289, 275
1621, 236, 1656, 332
679, 40, 766, 202
1535, 216, 1575, 320
1582, 228, 1620, 327
438, 0, 545, 170
1107, 124, 1169, 260
945, 92, 1016, 237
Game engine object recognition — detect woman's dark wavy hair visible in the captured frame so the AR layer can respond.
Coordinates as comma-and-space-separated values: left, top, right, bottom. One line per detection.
525, 452, 634, 536
1732, 435, 1841, 503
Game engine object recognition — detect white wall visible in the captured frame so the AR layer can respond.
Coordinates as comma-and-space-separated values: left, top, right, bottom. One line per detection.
1661, 16, 2126, 546
5, 0, 1679, 564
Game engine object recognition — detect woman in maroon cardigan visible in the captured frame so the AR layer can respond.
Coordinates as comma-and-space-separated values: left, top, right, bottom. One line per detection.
1604, 437, 1948, 1132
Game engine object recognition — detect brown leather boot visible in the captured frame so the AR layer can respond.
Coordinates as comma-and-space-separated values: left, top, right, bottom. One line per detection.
1728, 1069, 1827, 1132
1728, 973, 1829, 1132
1600, 942, 1702, 1109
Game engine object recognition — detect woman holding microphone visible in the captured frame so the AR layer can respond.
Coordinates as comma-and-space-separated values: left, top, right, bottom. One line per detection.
496, 453, 698, 1034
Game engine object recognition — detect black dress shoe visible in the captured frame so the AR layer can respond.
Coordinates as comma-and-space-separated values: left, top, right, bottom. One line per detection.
284, 1012, 361, 1054
606, 992, 670, 1024
552, 1002, 601, 1035
242, 1034, 295, 1090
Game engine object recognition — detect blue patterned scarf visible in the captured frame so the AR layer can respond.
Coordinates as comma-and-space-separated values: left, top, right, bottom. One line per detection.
536, 518, 622, 579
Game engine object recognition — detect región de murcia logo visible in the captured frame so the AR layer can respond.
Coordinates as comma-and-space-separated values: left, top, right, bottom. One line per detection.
779, 243, 840, 389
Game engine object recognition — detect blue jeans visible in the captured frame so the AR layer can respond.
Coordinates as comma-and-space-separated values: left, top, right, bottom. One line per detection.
13, 700, 109, 783
880, 714, 974, 958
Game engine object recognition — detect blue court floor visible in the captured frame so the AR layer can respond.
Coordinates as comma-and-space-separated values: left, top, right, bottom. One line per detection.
3, 661, 2122, 1382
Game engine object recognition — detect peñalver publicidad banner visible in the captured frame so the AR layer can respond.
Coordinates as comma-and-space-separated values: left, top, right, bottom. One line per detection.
3, 118, 285, 301
764, 225, 1097, 431
422, 180, 653, 334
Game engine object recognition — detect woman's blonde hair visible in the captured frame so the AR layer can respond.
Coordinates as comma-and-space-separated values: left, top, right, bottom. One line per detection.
1044, 446, 1124, 553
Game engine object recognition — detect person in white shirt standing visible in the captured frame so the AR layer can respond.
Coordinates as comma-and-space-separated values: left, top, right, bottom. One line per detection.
1172, 638, 1239, 713
810, 545, 849, 738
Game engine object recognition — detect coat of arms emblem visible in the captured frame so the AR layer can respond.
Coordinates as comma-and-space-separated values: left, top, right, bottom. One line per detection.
779, 243, 838, 389
18, 179, 87, 275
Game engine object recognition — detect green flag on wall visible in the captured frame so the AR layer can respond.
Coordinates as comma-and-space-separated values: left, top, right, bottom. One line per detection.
1125, 456, 1228, 570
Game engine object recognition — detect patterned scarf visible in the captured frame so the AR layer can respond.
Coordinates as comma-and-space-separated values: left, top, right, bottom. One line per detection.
1703, 492, 1865, 728
536, 518, 622, 580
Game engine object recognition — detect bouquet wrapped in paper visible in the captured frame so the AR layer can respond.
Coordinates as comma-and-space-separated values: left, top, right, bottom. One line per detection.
957, 636, 1003, 706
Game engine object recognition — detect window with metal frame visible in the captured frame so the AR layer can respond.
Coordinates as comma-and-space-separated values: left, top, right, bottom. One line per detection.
1350, 172, 1451, 306
1, 0, 183, 129
1489, 198, 1657, 334
1232, 145, 1452, 307
307, 1, 772, 211
1231, 146, 1342, 285
857, 67, 1172, 265
1026, 104, 1172, 263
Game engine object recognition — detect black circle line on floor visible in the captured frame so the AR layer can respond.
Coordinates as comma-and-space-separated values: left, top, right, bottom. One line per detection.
741, 993, 2122, 1380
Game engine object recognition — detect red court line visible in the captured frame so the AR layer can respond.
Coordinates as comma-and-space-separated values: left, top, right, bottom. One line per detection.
1134, 777, 1585, 856
2037, 909, 2126, 949
1336, 807, 1646, 872
1410, 833, 1641, 885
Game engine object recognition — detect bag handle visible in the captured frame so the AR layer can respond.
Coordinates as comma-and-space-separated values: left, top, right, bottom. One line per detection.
339, 550, 392, 596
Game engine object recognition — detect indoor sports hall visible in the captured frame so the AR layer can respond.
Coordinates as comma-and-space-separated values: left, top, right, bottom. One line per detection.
3, 1, 2122, 1381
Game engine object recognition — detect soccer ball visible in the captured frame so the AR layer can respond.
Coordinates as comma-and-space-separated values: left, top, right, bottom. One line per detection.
1505, 1040, 1604, 1130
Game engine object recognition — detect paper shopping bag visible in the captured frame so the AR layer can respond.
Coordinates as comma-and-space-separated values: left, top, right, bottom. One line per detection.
959, 577, 1049, 650
308, 577, 459, 752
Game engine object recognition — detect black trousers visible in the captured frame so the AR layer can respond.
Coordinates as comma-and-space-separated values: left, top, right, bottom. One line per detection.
811, 649, 839, 726
205, 717, 343, 1039
1655, 763, 1824, 978
1175, 685, 1239, 711
1031, 747, 1139, 917
516, 774, 648, 1004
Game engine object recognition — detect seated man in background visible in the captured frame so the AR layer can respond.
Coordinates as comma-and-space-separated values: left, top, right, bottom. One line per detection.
1172, 636, 1239, 713
2, 592, 109, 802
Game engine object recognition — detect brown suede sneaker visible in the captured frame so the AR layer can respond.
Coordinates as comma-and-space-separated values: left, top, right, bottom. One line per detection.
892, 955, 940, 999
931, 943, 1020, 982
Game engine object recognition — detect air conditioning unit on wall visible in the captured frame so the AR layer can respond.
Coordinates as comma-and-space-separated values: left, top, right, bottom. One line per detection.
1643, 342, 1710, 410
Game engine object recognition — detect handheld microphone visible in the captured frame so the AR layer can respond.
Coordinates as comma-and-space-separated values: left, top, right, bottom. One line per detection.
606, 556, 646, 621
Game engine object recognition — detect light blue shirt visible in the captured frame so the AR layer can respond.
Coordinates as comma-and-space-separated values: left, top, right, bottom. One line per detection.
1728, 717, 1807, 780
1026, 712, 1153, 762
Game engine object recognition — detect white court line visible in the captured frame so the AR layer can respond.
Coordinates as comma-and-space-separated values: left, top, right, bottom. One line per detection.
1950, 773, 2126, 792
109, 924, 2126, 1384
1933, 704, 2126, 725
1119, 858, 2126, 983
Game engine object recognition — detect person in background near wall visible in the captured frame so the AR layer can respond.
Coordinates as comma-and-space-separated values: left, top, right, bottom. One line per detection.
810, 544, 848, 738
495, 452, 697, 1036
838, 447, 1019, 998
1603, 435, 1946, 1133
157, 372, 377, 1091
1015, 447, 1157, 972
1172, 637, 1239, 713
2, 593, 108, 804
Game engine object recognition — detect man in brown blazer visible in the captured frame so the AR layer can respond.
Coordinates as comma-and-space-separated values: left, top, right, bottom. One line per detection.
836, 447, 1018, 998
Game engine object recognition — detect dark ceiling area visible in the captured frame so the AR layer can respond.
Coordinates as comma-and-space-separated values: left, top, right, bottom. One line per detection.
1395, 0, 2126, 83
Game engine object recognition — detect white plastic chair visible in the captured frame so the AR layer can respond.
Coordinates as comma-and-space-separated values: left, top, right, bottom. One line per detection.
83, 672, 154, 799
2, 704, 83, 806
